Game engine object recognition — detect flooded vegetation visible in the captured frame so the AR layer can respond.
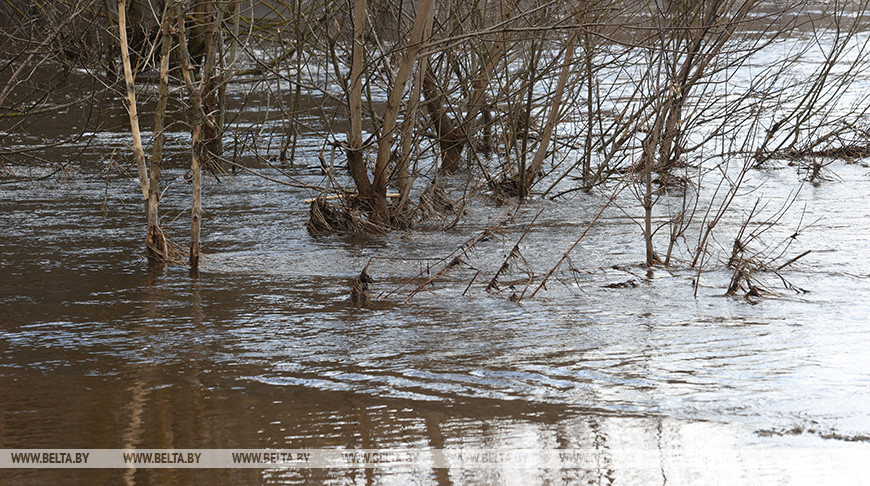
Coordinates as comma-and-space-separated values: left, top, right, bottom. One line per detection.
2, 0, 870, 483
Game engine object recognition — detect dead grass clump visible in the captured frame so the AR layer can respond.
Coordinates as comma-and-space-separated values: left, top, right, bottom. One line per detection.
306, 197, 385, 234
306, 184, 463, 235
146, 229, 187, 264
419, 183, 455, 215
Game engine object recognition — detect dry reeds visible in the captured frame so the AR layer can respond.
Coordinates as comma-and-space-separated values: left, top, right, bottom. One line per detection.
306, 197, 385, 235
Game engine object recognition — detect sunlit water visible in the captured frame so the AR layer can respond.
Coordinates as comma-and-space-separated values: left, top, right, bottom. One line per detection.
3, 33, 870, 486
2, 148, 870, 484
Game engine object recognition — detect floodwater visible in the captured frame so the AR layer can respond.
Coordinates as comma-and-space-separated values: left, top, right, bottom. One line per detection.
3, 39, 870, 486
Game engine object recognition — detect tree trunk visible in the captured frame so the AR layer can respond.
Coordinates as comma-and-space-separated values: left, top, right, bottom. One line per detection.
119, 0, 167, 261
146, 0, 175, 261
422, 67, 464, 173
642, 112, 665, 267
200, 0, 223, 166
346, 0, 373, 203
397, 65, 424, 210
518, 43, 538, 200
190, 126, 203, 270
463, 41, 504, 148
583, 31, 594, 187
177, 1, 220, 270
524, 38, 574, 195
117, 0, 149, 204
370, 0, 435, 224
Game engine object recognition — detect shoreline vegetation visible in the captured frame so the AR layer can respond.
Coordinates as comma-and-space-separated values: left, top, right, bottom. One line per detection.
2, 0, 868, 301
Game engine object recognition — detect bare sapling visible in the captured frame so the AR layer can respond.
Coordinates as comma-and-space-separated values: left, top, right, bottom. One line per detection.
176, 0, 224, 269
118, 0, 171, 261
146, 0, 176, 262
523, 34, 576, 197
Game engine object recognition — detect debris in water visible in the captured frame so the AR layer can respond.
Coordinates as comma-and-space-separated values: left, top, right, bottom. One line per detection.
350, 268, 374, 307
602, 279, 640, 289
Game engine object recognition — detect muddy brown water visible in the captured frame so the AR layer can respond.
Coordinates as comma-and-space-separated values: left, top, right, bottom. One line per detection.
3, 66, 870, 484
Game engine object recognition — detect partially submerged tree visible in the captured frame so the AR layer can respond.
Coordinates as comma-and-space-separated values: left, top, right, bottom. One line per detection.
113, 0, 227, 267
3, 0, 868, 299
118, 0, 173, 262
